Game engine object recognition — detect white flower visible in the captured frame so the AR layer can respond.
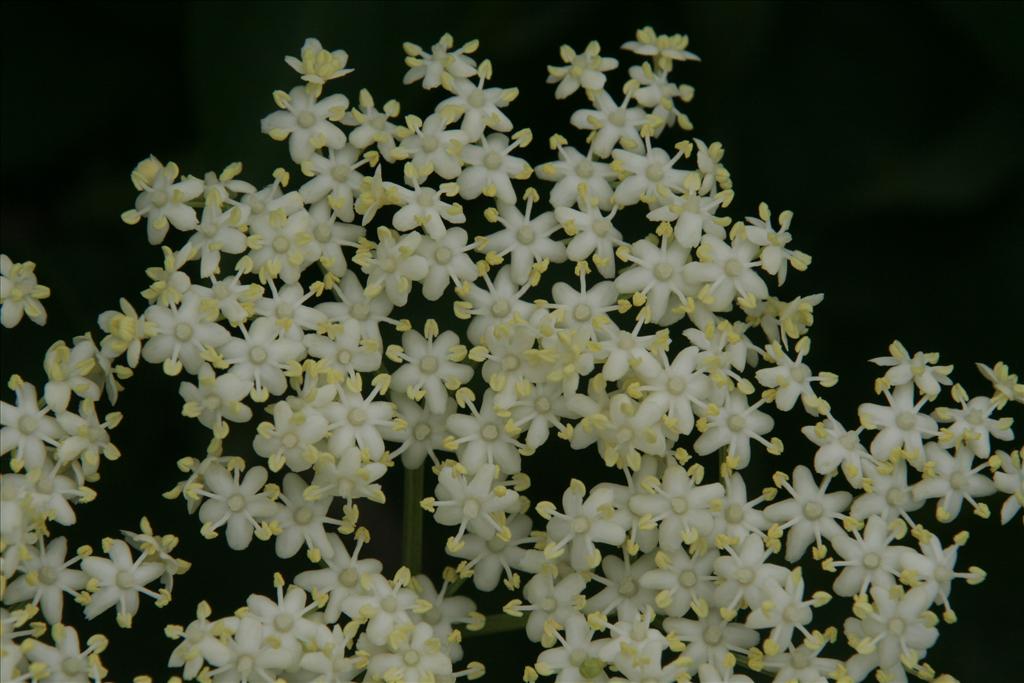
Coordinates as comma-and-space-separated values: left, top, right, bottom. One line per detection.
196, 464, 277, 550
622, 27, 699, 72
628, 461, 724, 549
827, 515, 903, 597
1, 377, 62, 471
323, 378, 394, 460
261, 85, 348, 163
221, 315, 305, 401
416, 226, 479, 301
365, 621, 453, 682
570, 88, 647, 158
81, 538, 167, 626
755, 338, 835, 416
684, 235, 768, 312
457, 131, 533, 204
932, 388, 1012, 458
742, 202, 810, 286
870, 340, 952, 399
142, 292, 230, 376
534, 611, 607, 680
0, 255, 50, 328
285, 38, 353, 94
662, 612, 758, 674
394, 113, 468, 180
858, 384, 938, 463
20, 624, 108, 683
121, 156, 203, 244
843, 586, 938, 680
390, 324, 473, 414
615, 231, 694, 322
392, 168, 465, 238
430, 463, 520, 552
639, 546, 715, 617
294, 530, 381, 623
538, 479, 628, 570
354, 227, 429, 307
481, 191, 567, 286
536, 138, 616, 208
547, 41, 619, 99
694, 391, 776, 470
299, 145, 372, 222
437, 62, 517, 142
910, 443, 996, 522
446, 390, 525, 475
743, 568, 823, 652
2, 536, 86, 624
403, 33, 478, 91
611, 137, 688, 206
98, 298, 153, 367
253, 399, 328, 473
992, 449, 1024, 524
554, 200, 624, 277
179, 364, 253, 439
344, 89, 401, 159
513, 571, 588, 643
764, 466, 851, 562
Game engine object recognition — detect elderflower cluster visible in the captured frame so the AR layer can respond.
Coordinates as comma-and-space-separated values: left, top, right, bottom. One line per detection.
1, 26, 1022, 683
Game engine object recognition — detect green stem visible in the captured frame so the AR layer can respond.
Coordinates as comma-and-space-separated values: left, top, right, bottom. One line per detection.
466, 613, 527, 638
402, 465, 425, 575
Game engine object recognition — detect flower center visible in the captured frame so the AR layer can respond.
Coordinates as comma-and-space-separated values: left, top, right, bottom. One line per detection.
39, 566, 58, 585
896, 412, 917, 431
863, 552, 881, 569
297, 111, 316, 128
351, 303, 370, 320
671, 497, 689, 514
803, 501, 824, 520
174, 322, 193, 342
593, 219, 611, 237
576, 160, 594, 178
434, 246, 452, 264
249, 347, 268, 364
331, 164, 351, 182
655, 262, 674, 281
484, 151, 504, 170
462, 498, 481, 518
404, 649, 421, 666
703, 625, 722, 646
724, 258, 743, 278
381, 596, 398, 612
517, 226, 536, 244
645, 164, 664, 182
227, 494, 246, 512
679, 570, 698, 588
727, 414, 746, 432
339, 568, 359, 587
736, 568, 754, 585
481, 424, 499, 441
348, 407, 367, 426
419, 356, 439, 374
272, 235, 290, 253
888, 617, 906, 635
949, 472, 967, 490
726, 503, 745, 524
468, 90, 487, 108
282, 433, 299, 449
619, 577, 638, 596
572, 516, 591, 534
274, 613, 294, 632
491, 300, 510, 317
115, 570, 135, 589
337, 349, 352, 365
151, 190, 168, 208
421, 135, 439, 153
17, 415, 38, 435
791, 365, 811, 383
609, 109, 627, 127
62, 659, 86, 676
294, 507, 313, 525
573, 303, 592, 322
414, 423, 432, 440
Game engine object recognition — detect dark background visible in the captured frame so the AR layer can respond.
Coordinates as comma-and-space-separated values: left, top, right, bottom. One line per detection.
2, 2, 1022, 680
